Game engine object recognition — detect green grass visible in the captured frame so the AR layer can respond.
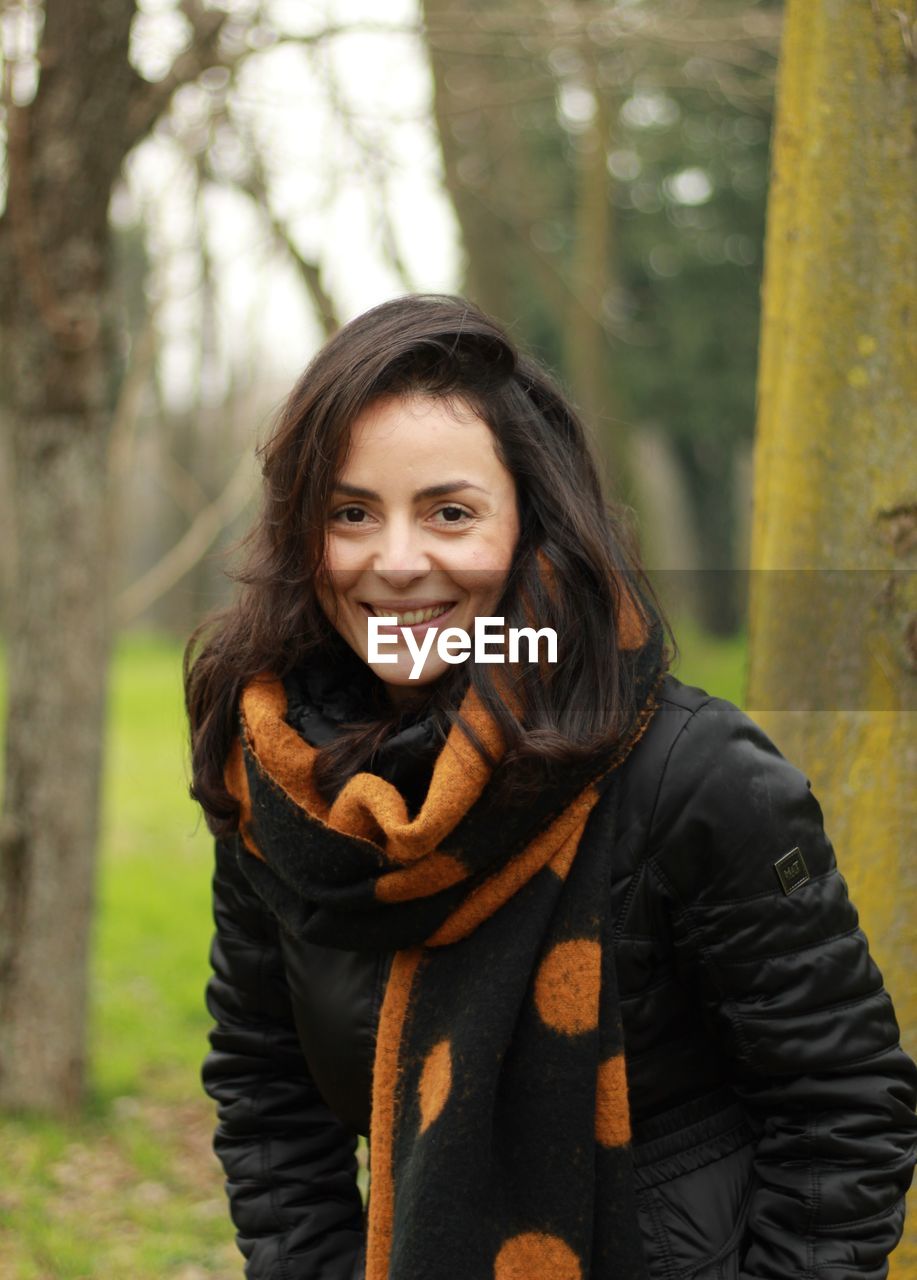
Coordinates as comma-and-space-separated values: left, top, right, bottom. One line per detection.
0, 626, 746, 1277
93, 633, 216, 1106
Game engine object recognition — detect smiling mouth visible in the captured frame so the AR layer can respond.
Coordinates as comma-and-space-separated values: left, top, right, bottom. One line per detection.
361, 602, 457, 626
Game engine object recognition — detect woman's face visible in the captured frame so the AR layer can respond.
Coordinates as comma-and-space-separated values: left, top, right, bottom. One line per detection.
317, 393, 521, 702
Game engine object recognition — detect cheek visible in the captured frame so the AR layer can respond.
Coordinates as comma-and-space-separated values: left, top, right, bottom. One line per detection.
317, 549, 363, 614
322, 536, 365, 581
472, 514, 520, 571
471, 514, 519, 604
501, 503, 522, 560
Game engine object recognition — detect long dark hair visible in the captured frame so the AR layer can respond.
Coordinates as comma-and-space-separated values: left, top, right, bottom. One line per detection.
184, 294, 670, 836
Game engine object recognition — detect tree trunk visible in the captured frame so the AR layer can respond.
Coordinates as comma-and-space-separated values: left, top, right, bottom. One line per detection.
421, 0, 569, 327
0, 417, 112, 1110
747, 3, 916, 1268
673, 436, 744, 636
422, 0, 632, 491
566, 10, 613, 441
423, 0, 530, 317
0, 0, 138, 1112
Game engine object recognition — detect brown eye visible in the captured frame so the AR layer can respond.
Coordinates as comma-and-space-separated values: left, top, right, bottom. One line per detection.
332, 506, 367, 524
436, 506, 471, 524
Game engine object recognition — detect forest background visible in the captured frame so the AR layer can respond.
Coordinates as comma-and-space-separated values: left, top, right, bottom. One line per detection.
0, 1, 914, 1276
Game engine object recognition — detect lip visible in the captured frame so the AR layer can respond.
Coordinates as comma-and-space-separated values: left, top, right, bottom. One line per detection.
360, 600, 458, 635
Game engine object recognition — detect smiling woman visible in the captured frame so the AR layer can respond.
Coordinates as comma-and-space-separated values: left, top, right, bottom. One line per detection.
183, 295, 916, 1280
185, 294, 657, 817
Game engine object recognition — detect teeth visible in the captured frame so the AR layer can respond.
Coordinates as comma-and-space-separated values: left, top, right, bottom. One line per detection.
372, 603, 452, 625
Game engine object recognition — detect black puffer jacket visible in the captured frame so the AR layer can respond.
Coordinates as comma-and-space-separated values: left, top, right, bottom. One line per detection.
202, 676, 917, 1279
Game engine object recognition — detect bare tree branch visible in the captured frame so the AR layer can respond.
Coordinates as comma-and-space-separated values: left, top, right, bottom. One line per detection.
307, 41, 419, 292
125, 12, 421, 149
225, 140, 341, 337
107, 313, 157, 486
115, 446, 255, 626
158, 451, 212, 520
127, 0, 233, 145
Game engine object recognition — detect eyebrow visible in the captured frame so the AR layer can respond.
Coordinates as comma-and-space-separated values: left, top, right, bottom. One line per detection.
331, 480, 489, 501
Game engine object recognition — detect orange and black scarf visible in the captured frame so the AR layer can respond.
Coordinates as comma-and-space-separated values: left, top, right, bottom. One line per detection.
225, 609, 662, 1280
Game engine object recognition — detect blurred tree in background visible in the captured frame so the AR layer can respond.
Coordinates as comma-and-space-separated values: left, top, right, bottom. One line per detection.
0, 0, 267, 1113
0, 0, 144, 1112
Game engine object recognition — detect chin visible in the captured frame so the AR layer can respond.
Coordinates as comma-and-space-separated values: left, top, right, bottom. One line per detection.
376, 662, 446, 688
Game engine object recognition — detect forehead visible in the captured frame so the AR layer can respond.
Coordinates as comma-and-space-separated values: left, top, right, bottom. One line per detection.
340, 394, 502, 475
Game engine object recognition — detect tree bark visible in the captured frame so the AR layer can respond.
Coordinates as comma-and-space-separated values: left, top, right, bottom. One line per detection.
0, 0, 247, 1112
747, 3, 916, 1267
566, 7, 613, 440
421, 0, 563, 323
0, 0, 141, 1112
0, 420, 112, 1110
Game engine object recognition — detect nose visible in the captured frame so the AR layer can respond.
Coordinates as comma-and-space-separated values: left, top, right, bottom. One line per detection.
373, 518, 432, 588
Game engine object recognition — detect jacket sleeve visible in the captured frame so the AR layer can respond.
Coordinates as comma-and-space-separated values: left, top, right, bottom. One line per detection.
202, 835, 365, 1280
648, 697, 917, 1280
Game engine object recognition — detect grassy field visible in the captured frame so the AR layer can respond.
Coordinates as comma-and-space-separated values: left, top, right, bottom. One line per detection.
0, 627, 746, 1278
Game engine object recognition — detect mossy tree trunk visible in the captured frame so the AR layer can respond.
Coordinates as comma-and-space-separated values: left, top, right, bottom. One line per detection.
747, 3, 916, 1268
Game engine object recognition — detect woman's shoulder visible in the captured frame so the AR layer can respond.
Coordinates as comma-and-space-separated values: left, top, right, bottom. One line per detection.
648, 672, 800, 781
629, 673, 832, 902
630, 672, 774, 790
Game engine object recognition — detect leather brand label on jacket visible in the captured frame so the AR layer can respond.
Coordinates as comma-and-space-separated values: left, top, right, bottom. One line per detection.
774, 847, 810, 895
